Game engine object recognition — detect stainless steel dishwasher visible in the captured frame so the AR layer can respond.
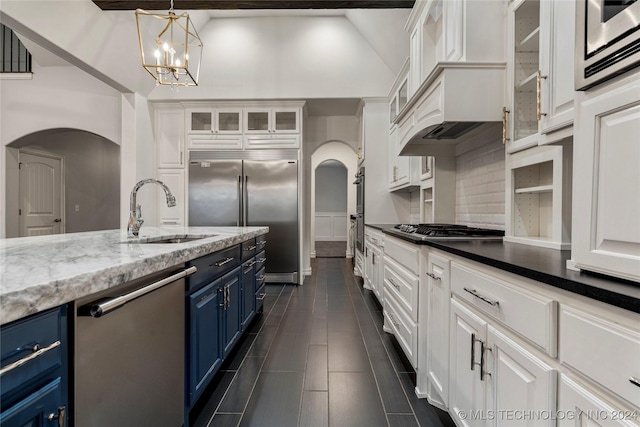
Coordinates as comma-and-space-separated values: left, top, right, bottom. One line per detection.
74, 265, 196, 427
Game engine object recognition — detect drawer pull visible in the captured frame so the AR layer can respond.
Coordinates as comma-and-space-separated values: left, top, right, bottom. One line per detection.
246, 260, 257, 268
388, 278, 400, 289
426, 272, 441, 281
48, 406, 66, 427
259, 275, 267, 281
257, 293, 267, 301
245, 245, 257, 251
258, 257, 267, 263
257, 240, 267, 246
1, 341, 40, 362
213, 257, 235, 267
630, 377, 640, 388
464, 287, 499, 307
0, 340, 61, 376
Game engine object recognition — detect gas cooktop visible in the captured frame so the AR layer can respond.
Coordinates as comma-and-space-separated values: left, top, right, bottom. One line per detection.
389, 223, 504, 241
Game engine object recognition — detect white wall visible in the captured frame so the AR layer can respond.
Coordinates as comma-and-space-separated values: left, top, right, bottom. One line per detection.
315, 165, 347, 212
148, 16, 396, 100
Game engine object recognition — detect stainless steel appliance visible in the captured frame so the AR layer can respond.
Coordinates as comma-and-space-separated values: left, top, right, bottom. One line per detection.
189, 151, 299, 283
75, 265, 196, 427
576, 0, 640, 90
354, 167, 364, 253
388, 223, 505, 242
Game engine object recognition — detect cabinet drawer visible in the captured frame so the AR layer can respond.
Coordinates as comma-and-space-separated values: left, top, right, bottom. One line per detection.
188, 245, 241, 292
384, 235, 420, 275
0, 307, 65, 400
384, 291, 418, 369
255, 250, 266, 271
560, 306, 640, 409
364, 228, 384, 247
451, 262, 557, 356
241, 239, 257, 262
383, 257, 419, 322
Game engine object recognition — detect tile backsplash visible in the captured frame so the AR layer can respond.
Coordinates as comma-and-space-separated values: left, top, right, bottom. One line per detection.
410, 192, 421, 224
455, 139, 505, 229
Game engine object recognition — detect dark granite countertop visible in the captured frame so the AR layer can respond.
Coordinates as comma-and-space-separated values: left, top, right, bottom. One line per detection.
366, 224, 640, 314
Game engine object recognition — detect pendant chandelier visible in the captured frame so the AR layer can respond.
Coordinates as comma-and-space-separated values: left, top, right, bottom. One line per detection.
135, 0, 203, 86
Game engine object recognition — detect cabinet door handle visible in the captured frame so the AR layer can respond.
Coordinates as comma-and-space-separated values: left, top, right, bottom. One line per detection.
426, 272, 441, 281
47, 406, 66, 427
0, 340, 61, 376
388, 278, 400, 289
213, 257, 235, 267
480, 341, 492, 381
502, 106, 510, 145
463, 287, 499, 307
471, 333, 477, 371
536, 70, 548, 121
630, 377, 640, 388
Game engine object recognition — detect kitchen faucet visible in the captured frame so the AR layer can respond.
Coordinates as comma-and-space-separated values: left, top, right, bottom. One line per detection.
128, 178, 176, 238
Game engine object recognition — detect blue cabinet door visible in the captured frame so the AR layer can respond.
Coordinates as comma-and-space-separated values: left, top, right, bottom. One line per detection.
188, 280, 222, 405
222, 267, 242, 358
0, 377, 64, 427
241, 259, 256, 330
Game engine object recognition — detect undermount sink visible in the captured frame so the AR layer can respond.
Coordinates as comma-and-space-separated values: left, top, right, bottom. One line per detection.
124, 235, 217, 244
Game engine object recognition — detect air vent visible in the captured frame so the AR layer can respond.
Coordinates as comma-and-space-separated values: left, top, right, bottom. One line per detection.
422, 122, 483, 140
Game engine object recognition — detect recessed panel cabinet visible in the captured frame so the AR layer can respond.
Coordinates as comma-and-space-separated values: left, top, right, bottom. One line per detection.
155, 106, 185, 168
571, 72, 640, 282
505, 0, 575, 152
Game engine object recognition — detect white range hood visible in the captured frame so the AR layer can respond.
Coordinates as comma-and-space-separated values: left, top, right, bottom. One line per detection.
395, 63, 506, 158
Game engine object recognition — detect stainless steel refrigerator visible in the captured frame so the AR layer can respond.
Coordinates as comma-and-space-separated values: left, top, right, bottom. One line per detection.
189, 151, 299, 283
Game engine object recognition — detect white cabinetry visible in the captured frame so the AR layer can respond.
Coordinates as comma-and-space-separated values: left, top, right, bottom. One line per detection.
417, 250, 451, 409
504, 0, 575, 153
505, 143, 572, 249
571, 72, 640, 282
448, 262, 559, 427
156, 169, 185, 226
420, 155, 456, 224
155, 105, 185, 169
364, 227, 384, 304
383, 234, 420, 368
243, 105, 302, 149
389, 59, 421, 192
185, 106, 242, 150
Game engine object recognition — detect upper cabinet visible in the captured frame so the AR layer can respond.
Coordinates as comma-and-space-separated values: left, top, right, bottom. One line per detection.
243, 104, 303, 149
504, 0, 575, 153
155, 105, 185, 169
185, 106, 243, 150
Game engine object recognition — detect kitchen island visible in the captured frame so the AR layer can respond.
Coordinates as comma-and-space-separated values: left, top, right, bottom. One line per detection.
0, 226, 268, 426
0, 226, 268, 325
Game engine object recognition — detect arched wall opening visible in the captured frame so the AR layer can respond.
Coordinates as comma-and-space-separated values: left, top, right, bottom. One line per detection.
310, 141, 358, 259
5, 128, 120, 237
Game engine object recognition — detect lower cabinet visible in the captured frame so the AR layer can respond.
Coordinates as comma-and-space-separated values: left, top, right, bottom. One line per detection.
448, 298, 557, 427
0, 306, 68, 426
185, 239, 267, 416
188, 280, 223, 404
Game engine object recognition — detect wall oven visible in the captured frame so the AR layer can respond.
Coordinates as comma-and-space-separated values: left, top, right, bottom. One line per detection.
576, 0, 640, 90
354, 167, 364, 253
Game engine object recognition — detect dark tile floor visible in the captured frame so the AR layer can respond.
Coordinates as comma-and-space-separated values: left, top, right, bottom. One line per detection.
190, 258, 455, 427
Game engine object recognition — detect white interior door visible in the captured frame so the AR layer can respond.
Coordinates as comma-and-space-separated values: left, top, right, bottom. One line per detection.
19, 150, 64, 237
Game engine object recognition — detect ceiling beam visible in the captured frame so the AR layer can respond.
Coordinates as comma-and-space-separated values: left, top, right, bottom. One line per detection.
92, 0, 415, 10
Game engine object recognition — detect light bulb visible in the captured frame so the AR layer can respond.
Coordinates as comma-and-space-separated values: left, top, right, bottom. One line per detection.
154, 49, 161, 58
163, 42, 169, 52
175, 59, 181, 67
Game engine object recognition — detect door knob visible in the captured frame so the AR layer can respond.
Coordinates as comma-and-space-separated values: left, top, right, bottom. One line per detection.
54, 219, 62, 223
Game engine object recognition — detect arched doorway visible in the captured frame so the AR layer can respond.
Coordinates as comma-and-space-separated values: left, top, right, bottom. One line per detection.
315, 159, 348, 257
5, 128, 120, 237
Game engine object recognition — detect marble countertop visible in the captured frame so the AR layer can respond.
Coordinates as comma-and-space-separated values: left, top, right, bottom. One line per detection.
367, 224, 640, 314
0, 226, 268, 325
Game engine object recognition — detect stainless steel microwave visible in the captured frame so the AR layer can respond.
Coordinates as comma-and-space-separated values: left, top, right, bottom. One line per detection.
575, 0, 640, 90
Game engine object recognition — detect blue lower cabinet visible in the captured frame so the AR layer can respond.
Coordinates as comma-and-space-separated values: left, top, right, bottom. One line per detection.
241, 259, 257, 330
0, 306, 67, 427
0, 377, 64, 427
221, 267, 242, 359
255, 267, 267, 314
187, 279, 222, 406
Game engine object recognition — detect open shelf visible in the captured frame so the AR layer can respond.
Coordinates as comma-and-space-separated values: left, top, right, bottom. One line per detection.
515, 184, 553, 194
516, 27, 540, 52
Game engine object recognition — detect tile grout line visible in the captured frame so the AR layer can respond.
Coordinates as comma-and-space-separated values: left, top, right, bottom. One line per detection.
340, 259, 423, 427
204, 284, 292, 427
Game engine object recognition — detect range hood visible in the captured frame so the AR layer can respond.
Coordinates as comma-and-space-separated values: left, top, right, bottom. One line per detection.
395, 64, 505, 158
